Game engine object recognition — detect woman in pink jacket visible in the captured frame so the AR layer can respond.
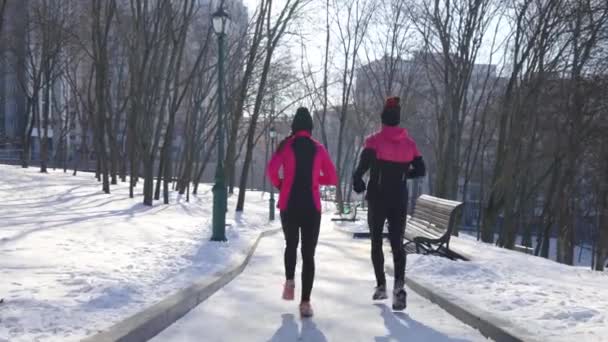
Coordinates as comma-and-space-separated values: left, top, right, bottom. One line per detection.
267, 107, 337, 318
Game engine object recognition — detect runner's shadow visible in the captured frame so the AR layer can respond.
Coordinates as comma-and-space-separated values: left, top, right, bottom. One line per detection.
300, 318, 328, 342
268, 314, 327, 342
374, 304, 472, 342
268, 314, 298, 341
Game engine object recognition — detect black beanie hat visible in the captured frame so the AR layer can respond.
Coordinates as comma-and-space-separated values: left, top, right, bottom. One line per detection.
291, 107, 313, 133
381, 96, 401, 126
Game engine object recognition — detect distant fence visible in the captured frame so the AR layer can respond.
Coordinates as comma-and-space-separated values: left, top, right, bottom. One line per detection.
0, 149, 97, 172
0, 149, 22, 162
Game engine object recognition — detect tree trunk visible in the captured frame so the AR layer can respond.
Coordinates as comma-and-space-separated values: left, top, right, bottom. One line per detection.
62, 137, 68, 173
129, 154, 138, 199
155, 153, 164, 200
162, 93, 178, 204
163, 150, 172, 204
120, 153, 127, 182
107, 127, 118, 185
94, 100, 110, 194
180, 105, 200, 194
91, 0, 113, 194
595, 200, 607, 270
500, 185, 520, 249
537, 212, 553, 258
128, 115, 136, 198
334, 108, 347, 214
236, 133, 256, 212
177, 148, 189, 195
72, 143, 80, 176
481, 194, 499, 243
594, 152, 608, 271
193, 146, 213, 195
21, 98, 36, 168
557, 164, 576, 265
40, 82, 50, 173
74, 129, 87, 176
522, 220, 533, 247
143, 156, 154, 206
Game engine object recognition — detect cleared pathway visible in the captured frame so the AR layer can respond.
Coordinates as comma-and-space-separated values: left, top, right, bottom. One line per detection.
152, 217, 490, 342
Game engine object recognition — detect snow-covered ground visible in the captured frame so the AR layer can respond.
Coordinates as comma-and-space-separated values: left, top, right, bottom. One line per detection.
335, 219, 608, 342
0, 165, 279, 342
152, 217, 490, 342
459, 230, 600, 269
3, 164, 606, 342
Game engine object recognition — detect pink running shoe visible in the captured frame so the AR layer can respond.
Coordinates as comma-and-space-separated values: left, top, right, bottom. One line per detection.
300, 301, 314, 318
282, 280, 295, 301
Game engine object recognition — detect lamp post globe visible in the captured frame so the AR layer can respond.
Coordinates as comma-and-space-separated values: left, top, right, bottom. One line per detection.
212, 6, 230, 36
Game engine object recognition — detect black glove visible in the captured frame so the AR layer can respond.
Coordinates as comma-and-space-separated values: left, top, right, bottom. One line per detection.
353, 178, 366, 194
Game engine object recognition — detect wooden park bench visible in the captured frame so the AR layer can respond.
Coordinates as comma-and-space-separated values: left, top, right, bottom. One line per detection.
403, 194, 467, 261
514, 244, 534, 255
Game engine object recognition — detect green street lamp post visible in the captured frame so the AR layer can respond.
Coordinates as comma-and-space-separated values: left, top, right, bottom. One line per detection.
211, 4, 230, 242
269, 126, 277, 221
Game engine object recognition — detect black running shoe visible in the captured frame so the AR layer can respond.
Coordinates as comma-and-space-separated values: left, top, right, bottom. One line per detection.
392, 287, 407, 311
373, 285, 388, 300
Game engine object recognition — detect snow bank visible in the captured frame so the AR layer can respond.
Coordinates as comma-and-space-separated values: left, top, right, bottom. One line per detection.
0, 165, 278, 342
334, 219, 608, 341
415, 235, 608, 342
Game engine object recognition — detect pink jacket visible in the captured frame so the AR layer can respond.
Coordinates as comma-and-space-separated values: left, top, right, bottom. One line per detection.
267, 131, 338, 212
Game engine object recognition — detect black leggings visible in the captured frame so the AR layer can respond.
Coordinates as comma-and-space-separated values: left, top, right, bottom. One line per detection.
368, 202, 406, 287
280, 209, 321, 302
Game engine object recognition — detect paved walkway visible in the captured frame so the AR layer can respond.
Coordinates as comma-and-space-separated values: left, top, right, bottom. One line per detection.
152, 218, 490, 342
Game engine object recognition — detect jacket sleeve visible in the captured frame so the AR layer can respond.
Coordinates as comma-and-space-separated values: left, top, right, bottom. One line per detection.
266, 149, 283, 189
319, 147, 338, 186
407, 142, 426, 178
407, 156, 426, 178
353, 148, 374, 184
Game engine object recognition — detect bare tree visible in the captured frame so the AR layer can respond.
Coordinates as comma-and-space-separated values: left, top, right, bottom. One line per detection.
475, 0, 608, 263
360, 0, 416, 104
125, 1, 185, 205
410, 0, 497, 201
331, 0, 376, 212
157, 1, 212, 204
481, 0, 567, 244
235, 0, 310, 212
15, 1, 71, 170
175, 49, 218, 195
63, 45, 94, 177
224, 3, 269, 195
553, 0, 608, 264
90, 0, 117, 193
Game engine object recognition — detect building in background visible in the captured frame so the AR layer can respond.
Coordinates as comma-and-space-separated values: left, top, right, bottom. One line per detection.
0, 0, 28, 159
